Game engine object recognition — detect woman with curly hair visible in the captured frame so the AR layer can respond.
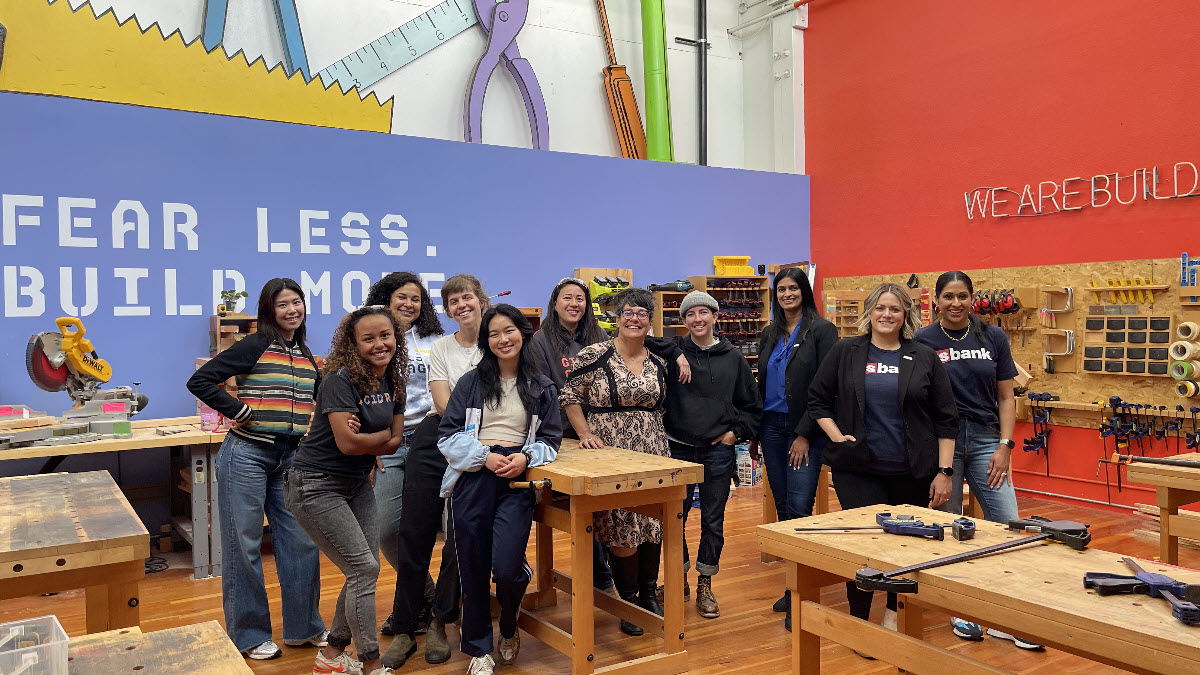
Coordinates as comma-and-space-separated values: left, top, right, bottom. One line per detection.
286, 306, 408, 675
438, 304, 562, 674
364, 273, 443, 634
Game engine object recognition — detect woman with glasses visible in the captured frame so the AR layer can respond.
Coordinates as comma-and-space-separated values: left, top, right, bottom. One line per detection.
560, 288, 671, 636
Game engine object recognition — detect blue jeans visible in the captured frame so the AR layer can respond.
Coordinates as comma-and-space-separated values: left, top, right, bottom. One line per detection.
936, 418, 1020, 524
373, 433, 412, 570
216, 433, 324, 652
669, 441, 736, 576
760, 411, 826, 521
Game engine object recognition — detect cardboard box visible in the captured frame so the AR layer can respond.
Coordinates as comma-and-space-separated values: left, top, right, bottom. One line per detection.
735, 445, 762, 486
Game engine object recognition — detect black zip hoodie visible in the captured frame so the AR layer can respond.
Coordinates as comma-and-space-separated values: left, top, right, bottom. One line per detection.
649, 335, 762, 446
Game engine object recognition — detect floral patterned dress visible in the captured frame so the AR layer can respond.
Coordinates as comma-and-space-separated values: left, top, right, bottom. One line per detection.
559, 340, 669, 548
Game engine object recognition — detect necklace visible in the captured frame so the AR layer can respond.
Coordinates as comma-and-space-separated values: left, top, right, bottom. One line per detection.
940, 321, 970, 342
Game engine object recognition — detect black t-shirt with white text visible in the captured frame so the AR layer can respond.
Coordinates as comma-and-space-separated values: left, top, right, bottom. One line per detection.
914, 322, 1017, 427
864, 344, 907, 475
293, 368, 402, 479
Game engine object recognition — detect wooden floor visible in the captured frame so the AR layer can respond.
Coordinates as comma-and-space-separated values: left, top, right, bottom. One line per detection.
2, 483, 1190, 674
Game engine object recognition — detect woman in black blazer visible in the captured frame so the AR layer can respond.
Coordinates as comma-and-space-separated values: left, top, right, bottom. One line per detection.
808, 282, 958, 641
748, 268, 838, 623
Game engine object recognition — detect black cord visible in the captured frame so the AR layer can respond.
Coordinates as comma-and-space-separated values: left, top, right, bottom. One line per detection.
145, 556, 168, 574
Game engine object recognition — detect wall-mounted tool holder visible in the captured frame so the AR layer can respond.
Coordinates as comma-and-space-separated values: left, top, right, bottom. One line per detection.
1042, 329, 1076, 374
1082, 315, 1174, 376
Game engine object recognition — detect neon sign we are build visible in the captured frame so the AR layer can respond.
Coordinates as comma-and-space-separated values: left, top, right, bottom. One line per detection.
963, 162, 1200, 219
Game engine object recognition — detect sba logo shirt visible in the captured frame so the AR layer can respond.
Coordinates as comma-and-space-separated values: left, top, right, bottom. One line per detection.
864, 344, 907, 475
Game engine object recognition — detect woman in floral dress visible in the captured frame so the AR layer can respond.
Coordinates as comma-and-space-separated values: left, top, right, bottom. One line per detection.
560, 288, 671, 637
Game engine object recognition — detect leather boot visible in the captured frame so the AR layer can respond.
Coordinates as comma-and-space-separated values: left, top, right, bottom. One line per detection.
609, 552, 644, 636
381, 633, 417, 668
636, 542, 664, 617
424, 617, 451, 664
695, 575, 719, 619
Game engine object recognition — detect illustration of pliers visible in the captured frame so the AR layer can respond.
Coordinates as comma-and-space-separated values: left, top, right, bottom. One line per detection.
464, 0, 549, 150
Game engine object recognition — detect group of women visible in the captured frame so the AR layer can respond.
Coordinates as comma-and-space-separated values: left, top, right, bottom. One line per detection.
186, 266, 1031, 675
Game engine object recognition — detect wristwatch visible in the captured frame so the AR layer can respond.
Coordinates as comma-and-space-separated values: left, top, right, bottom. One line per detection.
999, 438, 1015, 449
937, 466, 954, 476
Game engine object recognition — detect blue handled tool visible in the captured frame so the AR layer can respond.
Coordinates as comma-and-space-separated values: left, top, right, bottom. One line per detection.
794, 512, 976, 542
1084, 557, 1200, 625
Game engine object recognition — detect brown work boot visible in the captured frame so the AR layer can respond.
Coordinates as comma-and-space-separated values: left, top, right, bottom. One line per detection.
380, 633, 417, 669
695, 575, 719, 619
654, 577, 690, 606
424, 617, 451, 664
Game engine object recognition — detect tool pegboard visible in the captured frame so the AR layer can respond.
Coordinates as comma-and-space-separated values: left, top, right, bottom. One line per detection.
823, 257, 1196, 414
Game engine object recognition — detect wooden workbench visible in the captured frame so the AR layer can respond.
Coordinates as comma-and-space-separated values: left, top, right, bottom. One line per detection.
1125, 452, 1200, 565
520, 439, 703, 674
758, 505, 1200, 674
68, 621, 251, 673
0, 471, 149, 633
0, 416, 226, 579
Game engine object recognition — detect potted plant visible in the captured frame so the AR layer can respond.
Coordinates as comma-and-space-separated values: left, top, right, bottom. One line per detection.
218, 289, 248, 317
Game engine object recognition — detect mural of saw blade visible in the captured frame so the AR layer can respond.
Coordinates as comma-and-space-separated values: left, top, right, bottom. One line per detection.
0, 0, 392, 133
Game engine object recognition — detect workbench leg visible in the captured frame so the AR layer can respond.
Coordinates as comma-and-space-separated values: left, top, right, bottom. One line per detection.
533, 521, 557, 608
1159, 487, 1179, 565
662, 495, 685, 655
84, 567, 142, 632
570, 503, 595, 674
189, 447, 212, 580
897, 597, 923, 641
815, 467, 830, 516
788, 562, 821, 674
762, 477, 781, 563
209, 444, 222, 578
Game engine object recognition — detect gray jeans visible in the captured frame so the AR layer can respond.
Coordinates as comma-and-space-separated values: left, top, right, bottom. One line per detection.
285, 468, 381, 662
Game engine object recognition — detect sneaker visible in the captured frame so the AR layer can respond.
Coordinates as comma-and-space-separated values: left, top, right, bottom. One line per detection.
243, 640, 282, 660
286, 629, 330, 648
497, 631, 520, 665
695, 575, 719, 619
951, 617, 984, 641
313, 649, 364, 674
772, 591, 790, 613
467, 654, 495, 675
986, 628, 1044, 650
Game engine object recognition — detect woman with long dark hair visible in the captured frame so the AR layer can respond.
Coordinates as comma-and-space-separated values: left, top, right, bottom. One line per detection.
915, 272, 1036, 649
286, 306, 408, 675
747, 268, 838, 623
364, 272, 443, 635
808, 282, 958, 648
186, 278, 326, 661
530, 277, 608, 392
438, 304, 562, 675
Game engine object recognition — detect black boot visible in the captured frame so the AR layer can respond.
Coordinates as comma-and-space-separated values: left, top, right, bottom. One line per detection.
637, 542, 664, 617
609, 552, 644, 636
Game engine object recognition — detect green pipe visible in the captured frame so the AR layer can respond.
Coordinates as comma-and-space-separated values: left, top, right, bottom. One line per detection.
640, 0, 673, 162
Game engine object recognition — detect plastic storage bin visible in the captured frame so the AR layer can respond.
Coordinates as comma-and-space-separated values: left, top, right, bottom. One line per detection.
0, 615, 69, 675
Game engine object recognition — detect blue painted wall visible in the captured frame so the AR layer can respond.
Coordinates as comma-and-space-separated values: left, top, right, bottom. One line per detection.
0, 92, 809, 484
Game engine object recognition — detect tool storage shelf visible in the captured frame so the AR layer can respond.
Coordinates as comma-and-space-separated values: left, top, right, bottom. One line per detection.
1082, 315, 1175, 376
651, 275, 768, 366
209, 314, 256, 356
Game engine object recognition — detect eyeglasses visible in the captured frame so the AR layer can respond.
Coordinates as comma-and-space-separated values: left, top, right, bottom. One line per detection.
620, 309, 650, 320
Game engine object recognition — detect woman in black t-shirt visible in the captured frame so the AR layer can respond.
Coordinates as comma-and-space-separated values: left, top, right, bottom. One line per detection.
286, 307, 407, 675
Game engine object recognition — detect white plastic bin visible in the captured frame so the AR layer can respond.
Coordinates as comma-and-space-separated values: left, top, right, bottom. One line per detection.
0, 615, 68, 675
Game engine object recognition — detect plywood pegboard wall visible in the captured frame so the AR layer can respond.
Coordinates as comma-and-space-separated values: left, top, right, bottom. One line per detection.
823, 258, 1197, 413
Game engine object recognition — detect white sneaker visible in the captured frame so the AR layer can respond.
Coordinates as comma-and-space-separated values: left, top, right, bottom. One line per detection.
882, 608, 898, 631
986, 628, 1044, 650
286, 629, 330, 647
467, 654, 495, 675
313, 650, 364, 674
243, 640, 282, 660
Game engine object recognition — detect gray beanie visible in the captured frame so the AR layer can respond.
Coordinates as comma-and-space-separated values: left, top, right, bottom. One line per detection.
680, 291, 719, 315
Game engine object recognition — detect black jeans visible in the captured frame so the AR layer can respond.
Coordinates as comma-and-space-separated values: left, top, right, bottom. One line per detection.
668, 440, 736, 576
831, 469, 932, 620
389, 415, 461, 634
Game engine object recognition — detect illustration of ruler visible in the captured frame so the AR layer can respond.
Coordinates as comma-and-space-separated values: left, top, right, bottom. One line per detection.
318, 0, 479, 92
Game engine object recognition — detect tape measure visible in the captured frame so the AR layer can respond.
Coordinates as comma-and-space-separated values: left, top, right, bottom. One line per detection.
318, 0, 479, 92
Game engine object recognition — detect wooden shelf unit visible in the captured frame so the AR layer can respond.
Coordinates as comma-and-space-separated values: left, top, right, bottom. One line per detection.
650, 275, 769, 367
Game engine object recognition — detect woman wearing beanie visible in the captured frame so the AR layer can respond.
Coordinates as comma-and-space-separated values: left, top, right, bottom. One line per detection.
747, 267, 838, 624
807, 282, 958, 648
648, 290, 761, 619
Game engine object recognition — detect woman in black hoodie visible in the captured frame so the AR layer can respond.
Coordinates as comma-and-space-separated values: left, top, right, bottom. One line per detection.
650, 291, 761, 620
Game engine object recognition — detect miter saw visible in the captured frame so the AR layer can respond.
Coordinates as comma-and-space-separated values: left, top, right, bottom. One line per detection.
2, 318, 148, 454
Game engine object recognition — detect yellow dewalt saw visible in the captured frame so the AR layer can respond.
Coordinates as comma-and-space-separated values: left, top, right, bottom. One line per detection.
26, 317, 148, 419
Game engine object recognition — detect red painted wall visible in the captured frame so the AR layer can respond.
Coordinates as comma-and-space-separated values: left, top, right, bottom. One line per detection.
806, 1, 1200, 280
804, 1, 1200, 512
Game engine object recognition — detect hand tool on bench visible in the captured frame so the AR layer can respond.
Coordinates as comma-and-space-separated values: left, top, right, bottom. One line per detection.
596, 0, 648, 159
510, 478, 552, 491
1084, 557, 1200, 625
854, 516, 1091, 594
465, 0, 549, 149
793, 512, 976, 542
1107, 452, 1200, 470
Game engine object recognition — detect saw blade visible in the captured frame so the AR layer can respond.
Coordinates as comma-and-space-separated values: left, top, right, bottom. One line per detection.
316, 0, 478, 93
26, 334, 69, 393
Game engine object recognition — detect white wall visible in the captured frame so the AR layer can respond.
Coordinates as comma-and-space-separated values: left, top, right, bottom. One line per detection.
66, 0, 808, 171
